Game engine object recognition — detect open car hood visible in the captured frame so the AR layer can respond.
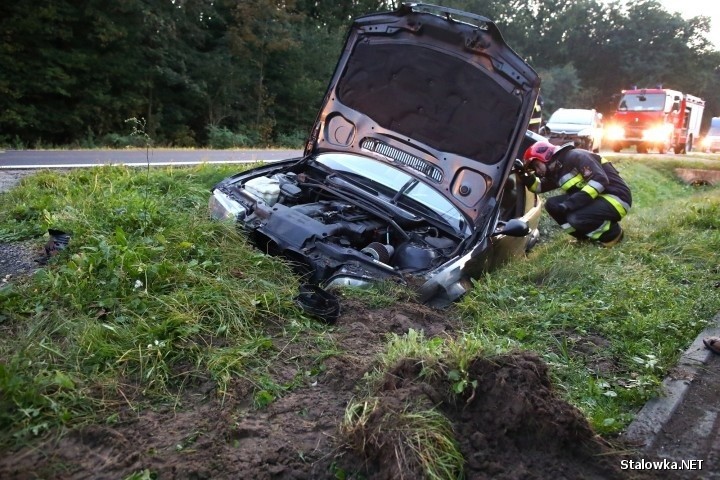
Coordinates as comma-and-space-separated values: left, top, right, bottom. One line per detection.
304, 3, 539, 225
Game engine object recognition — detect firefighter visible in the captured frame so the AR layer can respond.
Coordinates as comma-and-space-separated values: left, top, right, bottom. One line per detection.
518, 141, 632, 246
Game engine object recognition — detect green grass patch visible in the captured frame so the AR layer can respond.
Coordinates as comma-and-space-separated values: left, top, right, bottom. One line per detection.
2, 154, 720, 452
0, 164, 337, 447
458, 155, 720, 433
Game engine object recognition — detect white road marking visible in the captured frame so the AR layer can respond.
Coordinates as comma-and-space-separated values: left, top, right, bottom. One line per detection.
0, 159, 280, 169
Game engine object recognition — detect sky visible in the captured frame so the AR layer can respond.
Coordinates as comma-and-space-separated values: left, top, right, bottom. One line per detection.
651, 0, 720, 49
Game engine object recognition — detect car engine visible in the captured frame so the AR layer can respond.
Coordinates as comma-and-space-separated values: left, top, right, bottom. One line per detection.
230, 172, 461, 284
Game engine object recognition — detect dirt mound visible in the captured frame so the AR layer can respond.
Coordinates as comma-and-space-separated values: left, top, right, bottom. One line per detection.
0, 299, 642, 479
339, 352, 631, 480
454, 353, 623, 479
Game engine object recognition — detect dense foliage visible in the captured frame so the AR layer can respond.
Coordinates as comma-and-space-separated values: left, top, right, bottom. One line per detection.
1, 0, 719, 148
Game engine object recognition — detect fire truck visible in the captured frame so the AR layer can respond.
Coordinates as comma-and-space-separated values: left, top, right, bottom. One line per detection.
604, 87, 705, 154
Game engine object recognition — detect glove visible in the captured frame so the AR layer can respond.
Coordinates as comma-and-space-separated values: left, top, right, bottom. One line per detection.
520, 171, 536, 188
513, 158, 525, 172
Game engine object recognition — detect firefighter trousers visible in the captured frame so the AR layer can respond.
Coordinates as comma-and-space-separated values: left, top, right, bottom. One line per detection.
545, 195, 623, 243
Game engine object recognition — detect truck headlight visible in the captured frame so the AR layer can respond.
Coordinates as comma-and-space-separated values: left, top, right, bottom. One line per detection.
209, 189, 247, 221
605, 125, 624, 140
642, 125, 672, 142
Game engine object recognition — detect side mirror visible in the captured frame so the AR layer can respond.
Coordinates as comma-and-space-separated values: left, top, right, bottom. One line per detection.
492, 218, 530, 237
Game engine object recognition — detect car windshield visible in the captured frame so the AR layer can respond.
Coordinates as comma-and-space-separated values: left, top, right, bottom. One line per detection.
548, 110, 593, 125
316, 153, 467, 232
618, 93, 665, 112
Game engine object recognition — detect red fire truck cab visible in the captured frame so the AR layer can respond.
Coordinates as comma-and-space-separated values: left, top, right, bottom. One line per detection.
605, 88, 705, 154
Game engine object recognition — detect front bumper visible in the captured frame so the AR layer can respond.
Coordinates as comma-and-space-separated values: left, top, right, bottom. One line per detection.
548, 134, 591, 148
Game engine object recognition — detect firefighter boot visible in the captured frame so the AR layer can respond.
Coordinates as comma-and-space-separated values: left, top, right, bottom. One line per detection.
600, 225, 624, 247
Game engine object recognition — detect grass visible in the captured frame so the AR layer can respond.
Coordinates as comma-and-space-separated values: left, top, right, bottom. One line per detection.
1, 153, 720, 462
0, 164, 338, 446
458, 155, 720, 433
342, 397, 465, 480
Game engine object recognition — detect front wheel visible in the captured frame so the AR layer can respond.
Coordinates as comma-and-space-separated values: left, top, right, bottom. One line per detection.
637, 145, 648, 154
674, 144, 685, 154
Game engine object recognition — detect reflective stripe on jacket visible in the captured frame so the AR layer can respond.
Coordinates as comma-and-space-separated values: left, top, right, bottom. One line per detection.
528, 149, 632, 216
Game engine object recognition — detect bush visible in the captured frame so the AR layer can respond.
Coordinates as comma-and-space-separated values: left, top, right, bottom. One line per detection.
100, 133, 152, 148
167, 125, 197, 148
275, 130, 306, 148
0, 135, 27, 150
206, 126, 251, 149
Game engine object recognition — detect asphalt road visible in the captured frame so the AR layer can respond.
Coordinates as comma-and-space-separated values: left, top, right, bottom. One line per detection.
0, 149, 304, 169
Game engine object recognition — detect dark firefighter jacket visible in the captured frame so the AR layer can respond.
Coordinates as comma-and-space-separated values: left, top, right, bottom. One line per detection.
526, 148, 632, 216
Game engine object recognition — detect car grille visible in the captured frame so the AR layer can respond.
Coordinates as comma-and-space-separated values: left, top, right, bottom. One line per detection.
361, 138, 443, 182
548, 132, 578, 144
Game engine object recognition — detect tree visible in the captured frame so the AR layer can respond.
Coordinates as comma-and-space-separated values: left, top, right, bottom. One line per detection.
2, 0, 719, 146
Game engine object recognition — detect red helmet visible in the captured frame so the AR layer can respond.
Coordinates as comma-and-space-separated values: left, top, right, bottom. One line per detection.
523, 141, 573, 166
523, 141, 556, 165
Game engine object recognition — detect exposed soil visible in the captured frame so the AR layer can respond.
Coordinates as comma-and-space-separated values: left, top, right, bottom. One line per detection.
0, 170, 663, 479
0, 170, 47, 286
0, 306, 611, 479
0, 289, 648, 479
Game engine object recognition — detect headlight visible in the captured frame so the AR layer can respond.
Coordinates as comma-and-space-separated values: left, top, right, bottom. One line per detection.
642, 125, 673, 142
605, 125, 624, 140
209, 189, 247, 221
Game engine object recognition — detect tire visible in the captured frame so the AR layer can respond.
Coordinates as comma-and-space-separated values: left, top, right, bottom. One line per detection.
674, 144, 685, 154
612, 144, 622, 153
637, 145, 648, 154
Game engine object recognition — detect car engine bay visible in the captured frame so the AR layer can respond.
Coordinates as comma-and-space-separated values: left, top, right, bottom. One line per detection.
218, 168, 465, 285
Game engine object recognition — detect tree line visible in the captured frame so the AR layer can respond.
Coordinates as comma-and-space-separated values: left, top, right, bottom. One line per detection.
1, 0, 719, 149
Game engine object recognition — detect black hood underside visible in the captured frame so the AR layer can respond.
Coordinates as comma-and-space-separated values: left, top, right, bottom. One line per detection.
338, 41, 521, 164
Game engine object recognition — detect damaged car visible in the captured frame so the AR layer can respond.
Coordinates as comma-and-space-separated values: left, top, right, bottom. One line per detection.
209, 3, 543, 305
542, 108, 603, 153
